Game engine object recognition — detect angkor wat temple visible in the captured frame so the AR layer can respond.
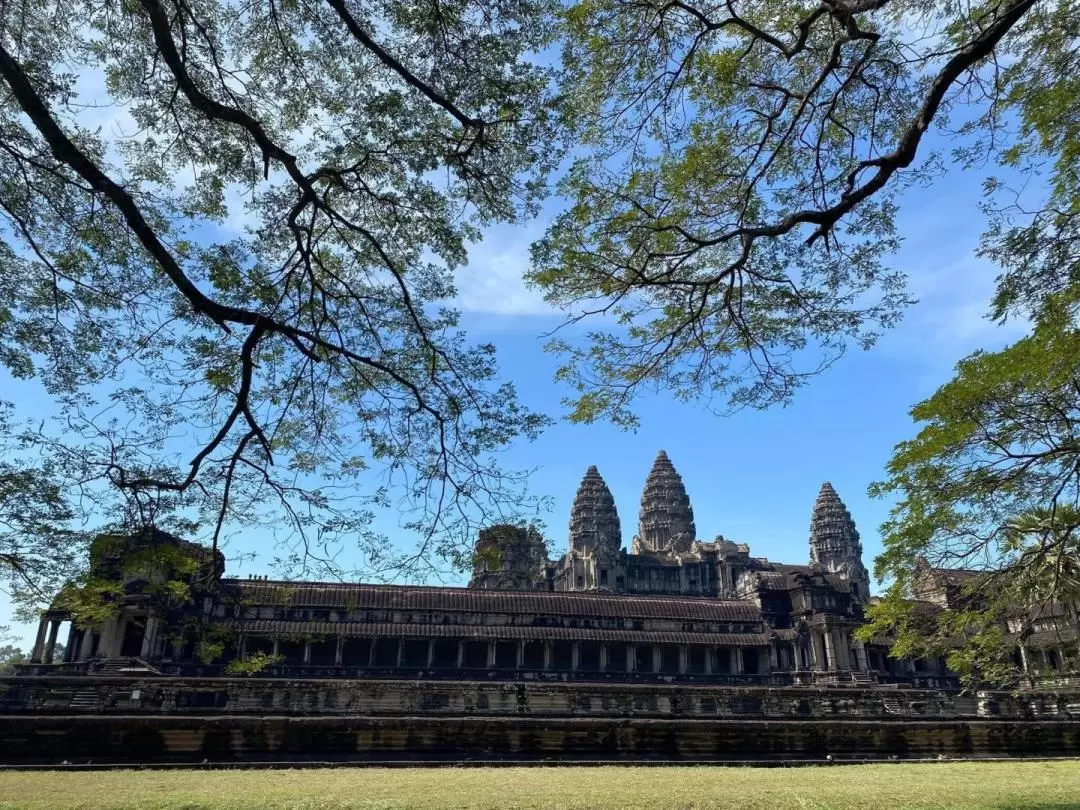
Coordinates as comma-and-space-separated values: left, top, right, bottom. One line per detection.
7, 451, 1080, 764
18, 451, 935, 684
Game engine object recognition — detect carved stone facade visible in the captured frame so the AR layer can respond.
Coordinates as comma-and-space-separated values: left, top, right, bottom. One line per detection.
4, 677, 1080, 764
20, 450, 929, 688
470, 524, 547, 592
633, 450, 696, 554
809, 482, 871, 601
18, 450, 1077, 691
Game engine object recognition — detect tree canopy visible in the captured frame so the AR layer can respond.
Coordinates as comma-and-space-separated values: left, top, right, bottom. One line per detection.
530, 0, 1056, 425
860, 290, 1080, 684
529, 0, 1080, 678
0, 0, 561, 613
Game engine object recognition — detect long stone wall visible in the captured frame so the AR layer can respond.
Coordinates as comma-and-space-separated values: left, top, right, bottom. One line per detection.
3, 676, 1080, 719
3, 677, 1080, 763
2, 716, 1080, 763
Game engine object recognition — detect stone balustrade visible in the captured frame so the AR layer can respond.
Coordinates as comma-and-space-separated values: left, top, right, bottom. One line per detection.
0, 676, 1072, 720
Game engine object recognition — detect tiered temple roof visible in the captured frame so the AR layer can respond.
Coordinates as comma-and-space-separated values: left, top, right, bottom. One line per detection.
633, 450, 696, 554
223, 580, 762, 622
568, 465, 621, 555
809, 482, 870, 598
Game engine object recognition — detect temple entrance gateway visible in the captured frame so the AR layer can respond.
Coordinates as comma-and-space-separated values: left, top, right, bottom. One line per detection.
119, 618, 146, 658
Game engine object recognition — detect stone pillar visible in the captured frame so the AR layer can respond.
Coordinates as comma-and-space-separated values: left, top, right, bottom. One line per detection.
810, 633, 823, 671
571, 642, 580, 671
78, 629, 95, 662
335, 636, 344, 666
487, 642, 497, 669
652, 647, 661, 673
304, 640, 312, 665
542, 642, 552, 671
599, 645, 608, 672
30, 618, 49, 663
768, 644, 778, 671
704, 648, 712, 675
734, 647, 744, 675
455, 641, 465, 669
43, 620, 61, 664
64, 626, 78, 663
627, 645, 636, 672
823, 631, 836, 671
516, 640, 525, 669
678, 647, 687, 675
854, 641, 869, 672
140, 617, 159, 659
238, 634, 247, 658
272, 638, 280, 658
98, 618, 118, 659
427, 640, 435, 668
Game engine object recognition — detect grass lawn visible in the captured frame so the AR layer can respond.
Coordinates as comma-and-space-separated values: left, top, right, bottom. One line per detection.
0, 762, 1078, 810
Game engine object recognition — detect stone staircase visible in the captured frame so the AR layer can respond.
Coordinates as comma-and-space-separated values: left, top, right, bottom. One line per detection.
851, 672, 876, 686
881, 696, 903, 715
91, 658, 161, 676
68, 689, 100, 709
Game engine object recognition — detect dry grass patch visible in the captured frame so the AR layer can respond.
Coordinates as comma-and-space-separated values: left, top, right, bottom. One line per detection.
0, 762, 1078, 809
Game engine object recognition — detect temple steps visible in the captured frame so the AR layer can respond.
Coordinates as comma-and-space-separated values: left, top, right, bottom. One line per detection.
93, 658, 161, 676
68, 690, 99, 709
882, 697, 903, 715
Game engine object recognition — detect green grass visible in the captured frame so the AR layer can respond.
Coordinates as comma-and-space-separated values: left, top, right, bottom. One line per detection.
0, 762, 1078, 809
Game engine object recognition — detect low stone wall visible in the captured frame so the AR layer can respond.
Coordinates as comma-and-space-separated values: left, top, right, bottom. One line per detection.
2, 676, 1078, 720
2, 715, 1080, 763
3, 678, 1080, 763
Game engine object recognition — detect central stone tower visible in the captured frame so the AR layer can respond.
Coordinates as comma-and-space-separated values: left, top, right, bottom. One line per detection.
809, 482, 870, 601
632, 450, 696, 554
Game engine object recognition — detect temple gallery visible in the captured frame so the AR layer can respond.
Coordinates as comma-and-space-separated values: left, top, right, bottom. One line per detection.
28, 449, 1069, 688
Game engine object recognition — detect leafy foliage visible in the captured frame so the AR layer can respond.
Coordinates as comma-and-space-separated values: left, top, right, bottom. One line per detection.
864, 293, 1080, 683
225, 650, 283, 676
0, 0, 562, 606
529, 0, 1049, 426
0, 403, 94, 616
0, 625, 27, 673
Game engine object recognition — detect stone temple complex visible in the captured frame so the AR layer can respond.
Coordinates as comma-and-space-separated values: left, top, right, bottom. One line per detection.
6, 451, 1080, 763
21, 451, 896, 682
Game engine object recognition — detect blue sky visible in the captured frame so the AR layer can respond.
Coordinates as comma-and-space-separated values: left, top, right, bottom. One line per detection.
443, 146, 1028, 588
0, 115, 1031, 647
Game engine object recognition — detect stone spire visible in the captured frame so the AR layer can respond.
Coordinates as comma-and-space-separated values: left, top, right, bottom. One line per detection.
633, 450, 696, 554
568, 466, 622, 555
809, 482, 870, 601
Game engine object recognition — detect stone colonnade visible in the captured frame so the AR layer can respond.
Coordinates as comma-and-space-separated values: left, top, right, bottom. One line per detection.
32, 612, 163, 664
234, 634, 783, 676
30, 615, 65, 664
793, 626, 866, 674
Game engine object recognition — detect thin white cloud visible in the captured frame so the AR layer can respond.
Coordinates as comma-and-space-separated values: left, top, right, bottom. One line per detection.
878, 252, 1029, 378
454, 223, 558, 317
